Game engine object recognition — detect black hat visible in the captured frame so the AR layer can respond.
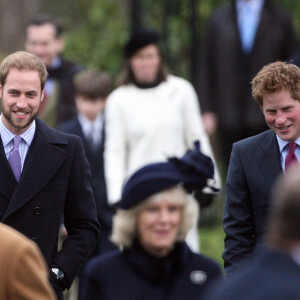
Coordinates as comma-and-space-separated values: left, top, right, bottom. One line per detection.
120, 141, 219, 209
125, 29, 160, 58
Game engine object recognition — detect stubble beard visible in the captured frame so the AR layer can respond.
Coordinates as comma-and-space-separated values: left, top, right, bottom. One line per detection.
1, 102, 38, 131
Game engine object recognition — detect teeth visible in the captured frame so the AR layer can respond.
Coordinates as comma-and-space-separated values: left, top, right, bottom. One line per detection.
16, 112, 26, 116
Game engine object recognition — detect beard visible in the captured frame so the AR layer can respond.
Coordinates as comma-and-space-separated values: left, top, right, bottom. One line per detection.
1, 102, 39, 132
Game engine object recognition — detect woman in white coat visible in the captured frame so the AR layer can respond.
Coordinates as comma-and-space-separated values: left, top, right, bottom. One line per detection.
104, 29, 221, 252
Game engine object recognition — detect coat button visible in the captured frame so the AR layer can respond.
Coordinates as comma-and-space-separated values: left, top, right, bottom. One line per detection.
33, 207, 41, 215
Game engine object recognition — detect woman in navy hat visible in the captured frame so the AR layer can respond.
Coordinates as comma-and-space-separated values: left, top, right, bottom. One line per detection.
80, 143, 222, 300
104, 29, 221, 252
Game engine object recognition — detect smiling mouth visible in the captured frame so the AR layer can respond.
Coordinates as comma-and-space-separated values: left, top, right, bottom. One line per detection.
15, 112, 27, 116
277, 125, 291, 131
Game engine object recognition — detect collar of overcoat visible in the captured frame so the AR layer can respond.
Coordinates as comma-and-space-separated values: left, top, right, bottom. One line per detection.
0, 119, 68, 220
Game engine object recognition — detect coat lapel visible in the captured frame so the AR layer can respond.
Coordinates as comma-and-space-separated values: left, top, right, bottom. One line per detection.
258, 131, 282, 191
250, 0, 271, 57
0, 137, 17, 199
3, 120, 68, 219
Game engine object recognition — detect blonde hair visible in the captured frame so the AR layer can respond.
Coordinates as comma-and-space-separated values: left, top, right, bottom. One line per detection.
251, 61, 300, 106
0, 51, 48, 90
111, 186, 199, 248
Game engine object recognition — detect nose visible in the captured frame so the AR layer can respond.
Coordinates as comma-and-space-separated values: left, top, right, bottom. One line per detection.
275, 112, 286, 125
16, 95, 27, 109
158, 209, 171, 223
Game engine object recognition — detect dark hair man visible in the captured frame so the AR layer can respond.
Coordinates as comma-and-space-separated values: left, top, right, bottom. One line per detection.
25, 14, 83, 128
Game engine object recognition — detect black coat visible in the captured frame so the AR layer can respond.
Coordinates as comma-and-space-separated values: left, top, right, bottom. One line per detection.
58, 117, 116, 254
204, 248, 300, 300
223, 130, 282, 274
0, 119, 100, 289
46, 57, 83, 125
79, 241, 222, 300
198, 0, 298, 131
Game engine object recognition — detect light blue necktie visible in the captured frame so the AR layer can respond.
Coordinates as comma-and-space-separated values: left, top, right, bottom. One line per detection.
8, 136, 22, 181
240, 3, 256, 53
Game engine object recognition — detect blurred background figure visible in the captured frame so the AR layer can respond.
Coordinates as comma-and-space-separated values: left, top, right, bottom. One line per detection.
104, 29, 221, 252
204, 165, 300, 299
58, 70, 116, 255
0, 223, 56, 300
58, 70, 116, 299
25, 14, 83, 128
80, 144, 222, 300
198, 0, 298, 167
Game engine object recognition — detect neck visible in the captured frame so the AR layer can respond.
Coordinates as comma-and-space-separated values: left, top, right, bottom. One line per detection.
133, 78, 161, 89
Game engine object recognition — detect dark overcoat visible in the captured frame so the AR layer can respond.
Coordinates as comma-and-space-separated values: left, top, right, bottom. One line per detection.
79, 242, 222, 300
0, 119, 100, 288
204, 248, 300, 300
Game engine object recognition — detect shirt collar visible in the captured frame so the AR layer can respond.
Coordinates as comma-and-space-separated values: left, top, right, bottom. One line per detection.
290, 245, 300, 267
77, 112, 104, 135
236, 0, 265, 12
50, 56, 62, 69
276, 135, 300, 153
0, 114, 36, 146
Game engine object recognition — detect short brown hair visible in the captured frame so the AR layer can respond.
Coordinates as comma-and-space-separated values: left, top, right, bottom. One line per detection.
251, 61, 300, 106
26, 14, 63, 38
74, 70, 111, 100
0, 51, 48, 90
265, 165, 300, 250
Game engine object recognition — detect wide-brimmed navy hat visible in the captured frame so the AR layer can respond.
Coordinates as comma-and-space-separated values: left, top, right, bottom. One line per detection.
120, 141, 219, 209
125, 29, 160, 58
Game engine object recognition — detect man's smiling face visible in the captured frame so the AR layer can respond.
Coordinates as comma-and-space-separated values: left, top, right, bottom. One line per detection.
262, 89, 300, 142
0, 68, 43, 135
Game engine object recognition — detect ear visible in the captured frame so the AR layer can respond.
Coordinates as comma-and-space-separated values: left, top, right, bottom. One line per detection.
41, 90, 45, 102
56, 36, 65, 53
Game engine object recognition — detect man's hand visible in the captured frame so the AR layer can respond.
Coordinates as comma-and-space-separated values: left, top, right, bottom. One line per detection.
202, 112, 218, 137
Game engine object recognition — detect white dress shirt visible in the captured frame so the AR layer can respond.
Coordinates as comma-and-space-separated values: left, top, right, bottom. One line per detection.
78, 112, 104, 147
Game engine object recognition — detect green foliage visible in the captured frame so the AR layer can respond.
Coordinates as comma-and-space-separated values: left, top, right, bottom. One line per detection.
199, 223, 225, 267
63, 0, 128, 79
40, 0, 300, 83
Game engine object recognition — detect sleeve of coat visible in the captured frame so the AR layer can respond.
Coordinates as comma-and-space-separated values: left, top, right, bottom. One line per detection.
8, 237, 56, 300
222, 142, 254, 275
104, 92, 128, 205
52, 136, 100, 287
182, 80, 221, 191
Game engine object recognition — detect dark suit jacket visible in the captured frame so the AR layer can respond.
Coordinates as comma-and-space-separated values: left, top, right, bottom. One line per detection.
47, 57, 83, 125
0, 119, 100, 288
198, 0, 298, 131
204, 248, 300, 300
58, 116, 116, 254
223, 130, 282, 274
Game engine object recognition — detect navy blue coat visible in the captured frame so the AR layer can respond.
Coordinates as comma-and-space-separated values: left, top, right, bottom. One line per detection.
223, 130, 282, 274
79, 241, 222, 300
58, 117, 116, 254
204, 248, 300, 300
0, 119, 100, 289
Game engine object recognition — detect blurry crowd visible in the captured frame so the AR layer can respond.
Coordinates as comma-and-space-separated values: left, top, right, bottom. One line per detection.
1, 0, 300, 299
